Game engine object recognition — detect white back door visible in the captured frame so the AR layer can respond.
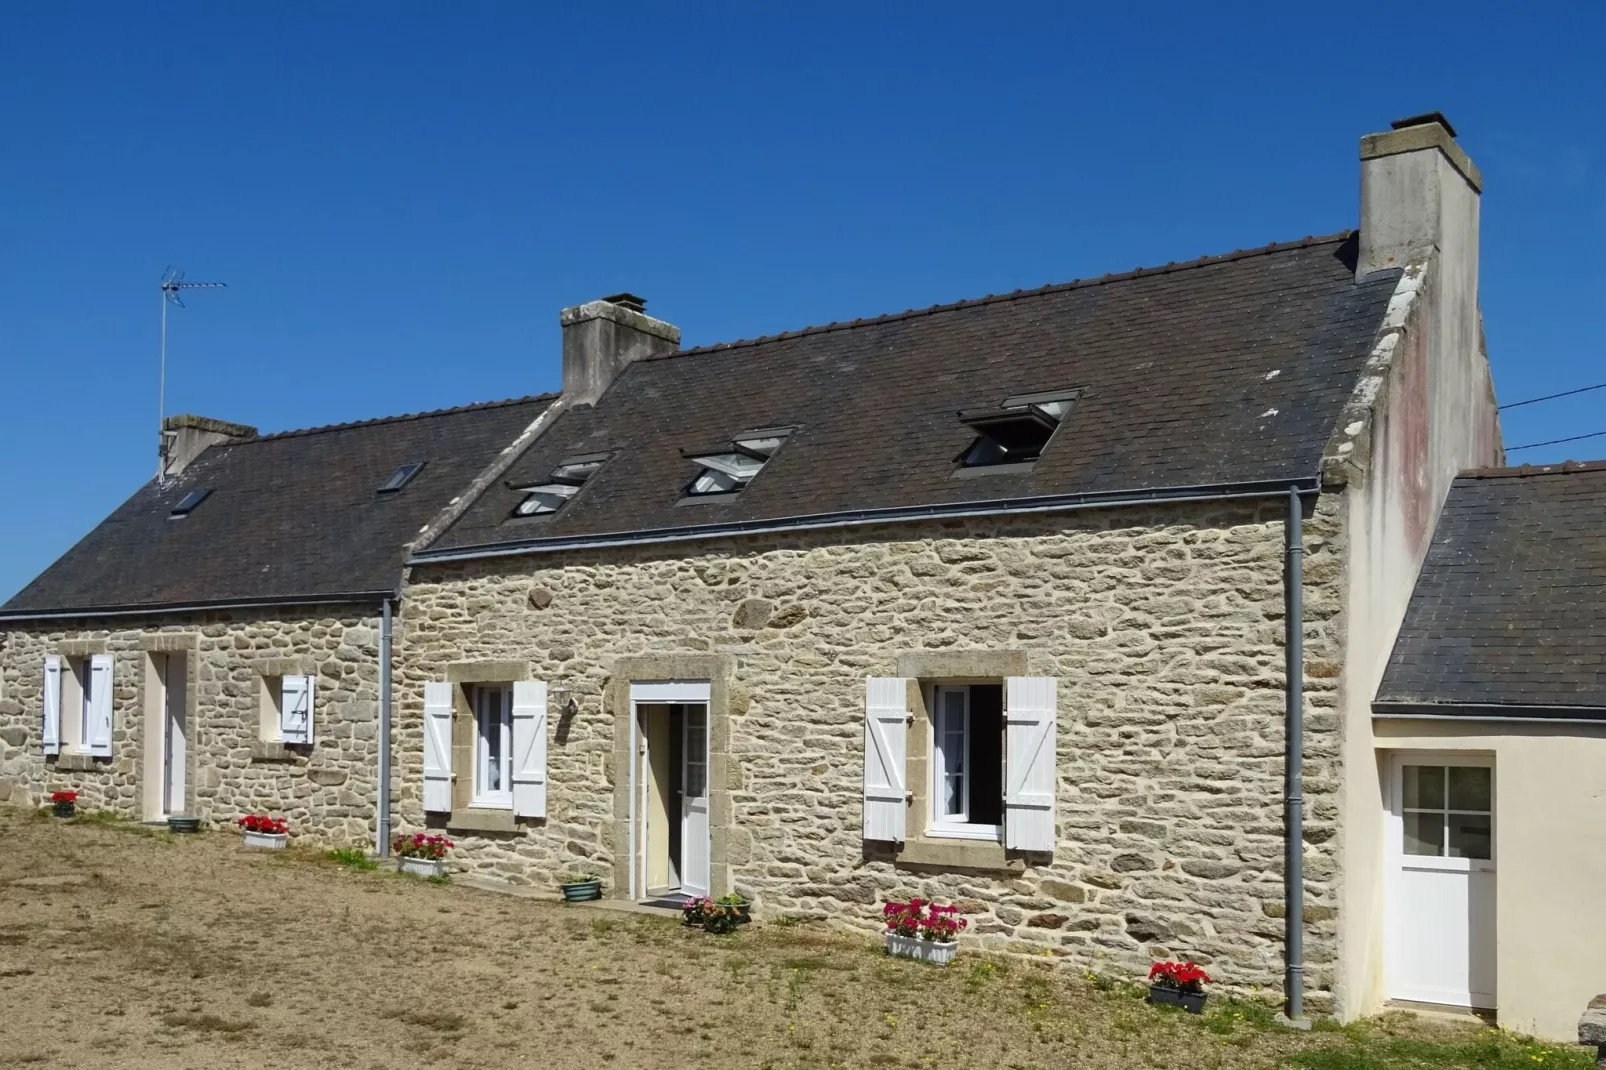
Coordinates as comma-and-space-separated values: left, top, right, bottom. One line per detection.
1387, 755, 1496, 1009
680, 704, 710, 899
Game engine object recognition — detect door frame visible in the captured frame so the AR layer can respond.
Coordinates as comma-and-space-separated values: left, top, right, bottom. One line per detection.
628, 681, 712, 901
1383, 749, 1497, 1009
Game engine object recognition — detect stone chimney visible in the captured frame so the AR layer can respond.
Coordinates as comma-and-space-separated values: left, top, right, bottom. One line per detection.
1358, 112, 1482, 279
559, 293, 680, 406
160, 414, 257, 480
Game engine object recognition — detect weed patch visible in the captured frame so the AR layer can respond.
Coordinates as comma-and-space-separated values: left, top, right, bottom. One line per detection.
326, 848, 377, 871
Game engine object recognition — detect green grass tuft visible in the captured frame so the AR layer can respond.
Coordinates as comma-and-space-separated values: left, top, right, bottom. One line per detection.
325, 847, 378, 871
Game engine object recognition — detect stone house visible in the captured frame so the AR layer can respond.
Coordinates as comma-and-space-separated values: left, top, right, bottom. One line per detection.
7, 112, 1576, 1036
0, 397, 552, 844
392, 112, 1500, 1026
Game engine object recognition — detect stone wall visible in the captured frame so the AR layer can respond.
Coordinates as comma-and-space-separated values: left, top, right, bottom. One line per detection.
398, 495, 1348, 1007
0, 607, 383, 845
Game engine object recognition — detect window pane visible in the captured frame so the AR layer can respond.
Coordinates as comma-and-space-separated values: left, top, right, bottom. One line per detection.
1448, 813, 1492, 860
1448, 766, 1492, 813
937, 690, 966, 820
1403, 811, 1444, 857
1402, 765, 1444, 811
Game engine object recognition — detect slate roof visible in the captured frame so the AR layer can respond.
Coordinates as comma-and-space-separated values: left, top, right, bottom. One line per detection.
425, 233, 1401, 556
1, 396, 552, 617
1375, 462, 1606, 716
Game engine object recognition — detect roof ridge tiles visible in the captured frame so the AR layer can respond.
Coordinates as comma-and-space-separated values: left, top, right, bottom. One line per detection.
651, 231, 1355, 361
245, 392, 559, 444
1459, 459, 1606, 479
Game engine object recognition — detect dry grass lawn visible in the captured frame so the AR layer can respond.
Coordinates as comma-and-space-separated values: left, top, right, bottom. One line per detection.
0, 807, 1591, 1069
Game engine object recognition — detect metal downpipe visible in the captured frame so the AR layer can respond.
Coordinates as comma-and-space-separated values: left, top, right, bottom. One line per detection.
377, 598, 393, 858
1284, 486, 1306, 1021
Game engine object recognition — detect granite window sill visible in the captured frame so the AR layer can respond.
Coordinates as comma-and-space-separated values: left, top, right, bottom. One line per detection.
250, 740, 311, 764
49, 752, 113, 773
446, 807, 518, 834
895, 836, 1026, 873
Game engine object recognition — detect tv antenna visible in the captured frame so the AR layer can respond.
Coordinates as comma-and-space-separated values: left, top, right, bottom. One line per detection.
158, 267, 227, 477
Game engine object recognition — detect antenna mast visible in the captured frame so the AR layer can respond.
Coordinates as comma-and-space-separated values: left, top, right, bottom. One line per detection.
158, 267, 228, 478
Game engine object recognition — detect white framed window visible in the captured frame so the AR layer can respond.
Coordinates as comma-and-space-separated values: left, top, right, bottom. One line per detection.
929, 683, 1004, 840
472, 683, 514, 808
72, 657, 94, 750
1400, 762, 1493, 861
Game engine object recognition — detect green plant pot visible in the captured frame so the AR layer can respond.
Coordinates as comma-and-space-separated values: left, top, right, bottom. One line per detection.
560, 880, 601, 902
167, 816, 201, 834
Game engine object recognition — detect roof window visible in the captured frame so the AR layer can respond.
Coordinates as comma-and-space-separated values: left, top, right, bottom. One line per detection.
956, 391, 1077, 470
377, 462, 425, 493
512, 454, 610, 518
169, 488, 211, 518
684, 430, 791, 497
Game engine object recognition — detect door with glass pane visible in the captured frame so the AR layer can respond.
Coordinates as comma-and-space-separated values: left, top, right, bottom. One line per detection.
1387, 755, 1496, 1009
680, 704, 710, 899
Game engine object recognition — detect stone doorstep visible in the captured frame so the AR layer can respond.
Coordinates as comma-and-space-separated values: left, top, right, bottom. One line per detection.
458, 876, 680, 919
1384, 999, 1496, 1025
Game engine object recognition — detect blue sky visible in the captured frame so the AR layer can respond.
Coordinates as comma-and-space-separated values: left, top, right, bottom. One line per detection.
2, 5, 1603, 600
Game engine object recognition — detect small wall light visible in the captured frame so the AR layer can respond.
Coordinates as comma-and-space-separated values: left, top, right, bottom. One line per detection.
550, 685, 577, 714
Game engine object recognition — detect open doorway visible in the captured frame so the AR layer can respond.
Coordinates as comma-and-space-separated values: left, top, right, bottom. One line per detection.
144, 651, 188, 820
630, 682, 711, 904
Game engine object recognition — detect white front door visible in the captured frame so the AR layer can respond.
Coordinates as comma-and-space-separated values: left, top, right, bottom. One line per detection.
1387, 755, 1496, 1009
163, 654, 187, 816
680, 704, 710, 899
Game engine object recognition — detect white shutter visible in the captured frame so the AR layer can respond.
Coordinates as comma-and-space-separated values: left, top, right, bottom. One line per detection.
280, 675, 314, 745
1004, 676, 1057, 852
862, 677, 908, 842
511, 680, 548, 818
422, 681, 454, 813
87, 654, 114, 756
42, 656, 62, 756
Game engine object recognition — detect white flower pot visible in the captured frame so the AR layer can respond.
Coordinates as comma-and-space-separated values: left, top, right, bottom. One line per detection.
885, 932, 958, 965
242, 830, 288, 850
398, 856, 444, 878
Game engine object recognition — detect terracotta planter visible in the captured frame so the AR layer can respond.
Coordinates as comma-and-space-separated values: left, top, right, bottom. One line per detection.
398, 856, 444, 878
884, 932, 958, 965
1147, 984, 1207, 1014
242, 830, 288, 850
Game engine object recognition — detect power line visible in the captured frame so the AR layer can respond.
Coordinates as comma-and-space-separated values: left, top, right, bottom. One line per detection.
1498, 380, 1606, 411
1506, 429, 1606, 452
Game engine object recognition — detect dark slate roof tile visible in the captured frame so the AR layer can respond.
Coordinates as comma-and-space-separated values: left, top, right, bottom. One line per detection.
432, 234, 1399, 552
1376, 462, 1606, 711
2, 395, 553, 614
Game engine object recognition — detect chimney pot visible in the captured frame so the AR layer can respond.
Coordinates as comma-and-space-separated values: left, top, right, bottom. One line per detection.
601, 292, 648, 313
1390, 111, 1457, 137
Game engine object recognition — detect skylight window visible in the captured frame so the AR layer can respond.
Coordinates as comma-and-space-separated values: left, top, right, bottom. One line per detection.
956, 391, 1077, 470
512, 454, 609, 518
378, 462, 425, 493
169, 488, 211, 518
684, 430, 790, 497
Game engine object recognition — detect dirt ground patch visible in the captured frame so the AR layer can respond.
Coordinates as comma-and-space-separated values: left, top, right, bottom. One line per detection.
0, 807, 1589, 1069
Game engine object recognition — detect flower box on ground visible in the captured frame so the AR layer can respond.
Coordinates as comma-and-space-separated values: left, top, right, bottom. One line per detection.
52, 801, 75, 819
398, 856, 444, 879
560, 879, 601, 902
1147, 985, 1208, 1014
242, 830, 288, 850
884, 932, 958, 965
